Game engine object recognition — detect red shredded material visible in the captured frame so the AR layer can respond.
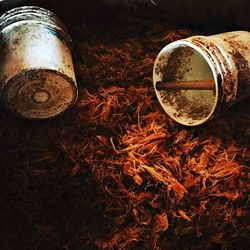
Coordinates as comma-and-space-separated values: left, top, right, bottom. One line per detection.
0, 10, 249, 250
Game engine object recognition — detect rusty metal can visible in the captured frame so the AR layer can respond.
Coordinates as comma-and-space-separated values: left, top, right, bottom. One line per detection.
0, 6, 78, 119
153, 31, 250, 126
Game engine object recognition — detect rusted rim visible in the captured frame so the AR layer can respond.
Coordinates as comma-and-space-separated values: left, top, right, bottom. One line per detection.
0, 6, 71, 46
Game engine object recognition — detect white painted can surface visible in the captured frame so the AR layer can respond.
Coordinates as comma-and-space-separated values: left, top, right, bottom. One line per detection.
153, 31, 250, 126
0, 6, 78, 119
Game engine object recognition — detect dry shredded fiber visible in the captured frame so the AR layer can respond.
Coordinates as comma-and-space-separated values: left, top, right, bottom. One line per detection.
0, 11, 249, 250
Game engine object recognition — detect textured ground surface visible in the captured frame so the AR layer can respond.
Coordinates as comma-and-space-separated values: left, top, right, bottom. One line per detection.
0, 10, 249, 250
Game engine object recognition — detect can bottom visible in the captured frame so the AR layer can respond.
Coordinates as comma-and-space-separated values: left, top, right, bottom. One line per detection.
2, 69, 77, 119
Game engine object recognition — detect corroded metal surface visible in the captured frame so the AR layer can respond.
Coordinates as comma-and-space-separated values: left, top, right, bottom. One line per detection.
0, 6, 77, 119
153, 31, 250, 126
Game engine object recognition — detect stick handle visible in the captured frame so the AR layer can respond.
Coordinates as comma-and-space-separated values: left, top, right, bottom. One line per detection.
156, 79, 214, 90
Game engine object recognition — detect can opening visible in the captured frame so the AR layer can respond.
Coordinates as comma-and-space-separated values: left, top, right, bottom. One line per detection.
153, 41, 218, 126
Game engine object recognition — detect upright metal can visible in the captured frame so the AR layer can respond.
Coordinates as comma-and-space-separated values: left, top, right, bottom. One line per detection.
153, 31, 250, 126
0, 6, 78, 119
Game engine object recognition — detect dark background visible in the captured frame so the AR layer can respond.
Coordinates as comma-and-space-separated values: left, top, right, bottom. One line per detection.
0, 0, 249, 30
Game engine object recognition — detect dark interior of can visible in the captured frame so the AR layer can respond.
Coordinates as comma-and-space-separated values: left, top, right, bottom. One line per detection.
155, 45, 216, 126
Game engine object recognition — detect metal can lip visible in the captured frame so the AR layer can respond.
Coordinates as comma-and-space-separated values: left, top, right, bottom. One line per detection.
0, 6, 71, 46
1, 68, 78, 120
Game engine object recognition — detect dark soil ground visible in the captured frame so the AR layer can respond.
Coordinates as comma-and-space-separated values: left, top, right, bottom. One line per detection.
0, 8, 249, 250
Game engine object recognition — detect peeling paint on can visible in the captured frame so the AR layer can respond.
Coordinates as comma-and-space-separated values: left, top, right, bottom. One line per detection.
153, 31, 250, 126
0, 6, 78, 119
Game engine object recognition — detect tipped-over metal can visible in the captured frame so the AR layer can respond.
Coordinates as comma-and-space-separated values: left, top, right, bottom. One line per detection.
153, 31, 250, 126
0, 6, 78, 119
